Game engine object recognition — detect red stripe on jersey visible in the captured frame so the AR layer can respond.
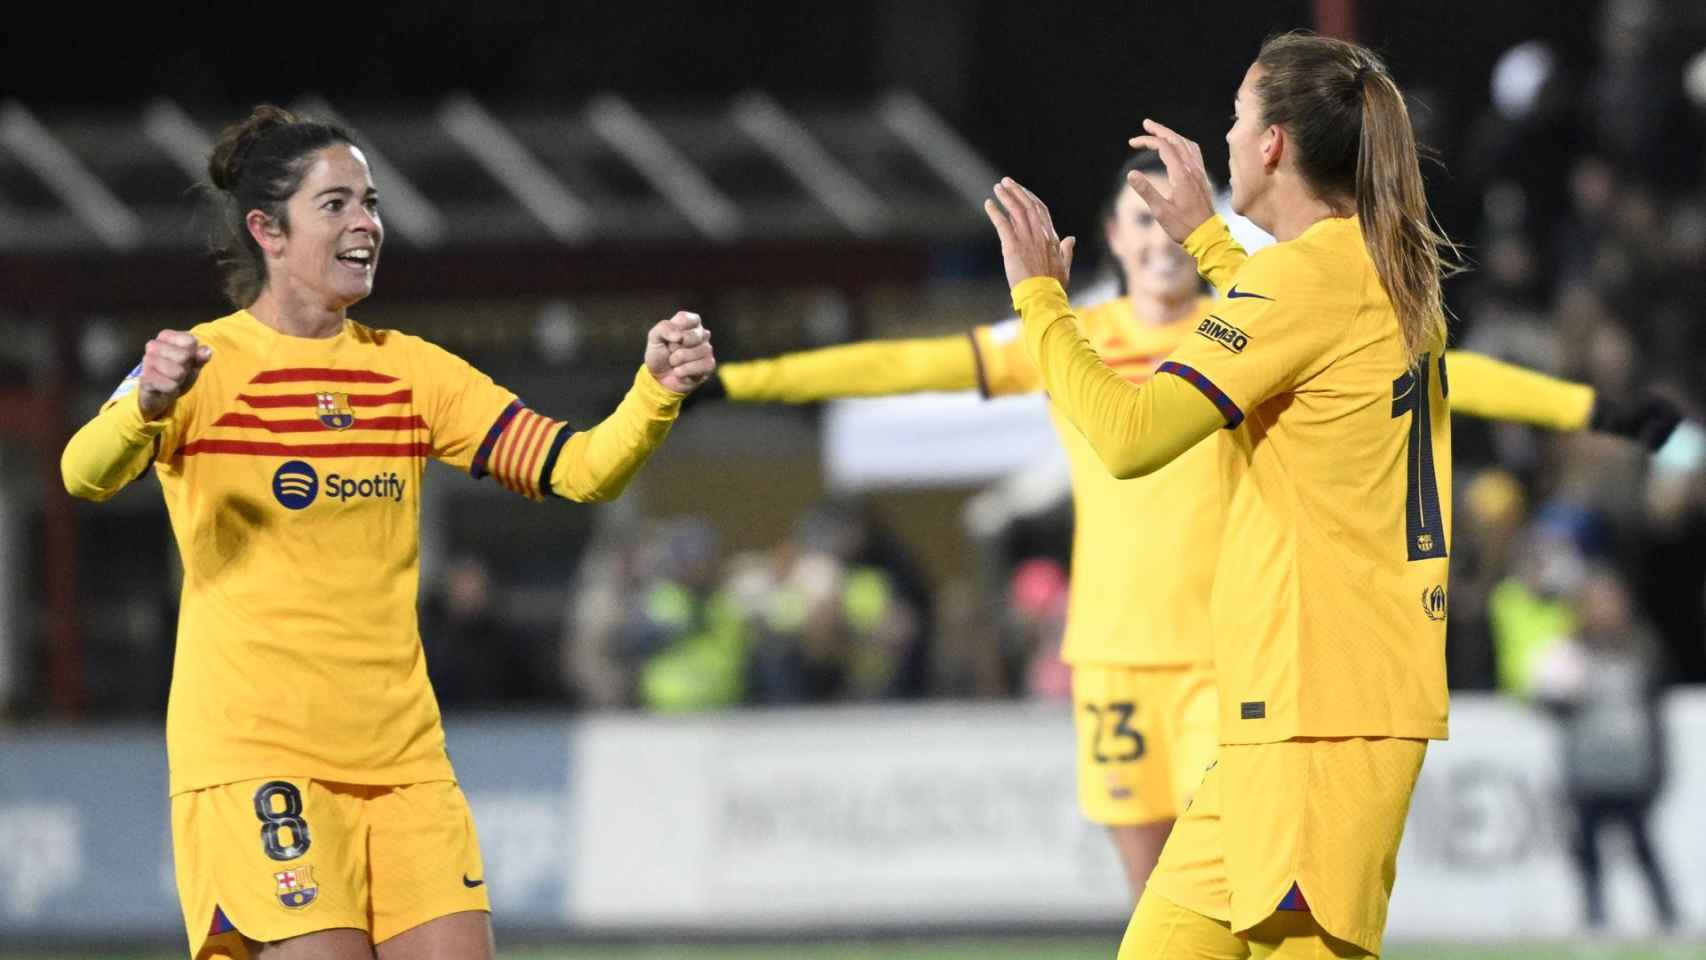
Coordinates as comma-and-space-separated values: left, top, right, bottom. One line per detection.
501, 412, 546, 493
488, 411, 525, 485
239, 390, 413, 409
513, 415, 553, 496
516, 419, 559, 496
212, 413, 428, 433
180, 439, 431, 458
248, 368, 399, 384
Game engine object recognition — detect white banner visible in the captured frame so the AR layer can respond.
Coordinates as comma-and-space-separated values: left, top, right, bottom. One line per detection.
568, 701, 1127, 927
821, 391, 1064, 492
569, 693, 1706, 939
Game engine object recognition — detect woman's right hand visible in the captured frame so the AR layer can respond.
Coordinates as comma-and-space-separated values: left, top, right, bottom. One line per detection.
645, 312, 716, 393
138, 330, 213, 420
1126, 118, 1217, 244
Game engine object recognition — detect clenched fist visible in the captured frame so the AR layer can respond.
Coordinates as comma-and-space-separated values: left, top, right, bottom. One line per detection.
138, 330, 213, 419
645, 312, 716, 393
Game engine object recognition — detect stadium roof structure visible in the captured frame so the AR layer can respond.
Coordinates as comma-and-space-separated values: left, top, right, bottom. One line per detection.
0, 91, 996, 254
0, 92, 1000, 313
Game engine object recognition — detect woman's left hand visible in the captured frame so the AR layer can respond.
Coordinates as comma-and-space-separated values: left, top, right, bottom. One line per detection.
646, 312, 717, 393
984, 177, 1076, 291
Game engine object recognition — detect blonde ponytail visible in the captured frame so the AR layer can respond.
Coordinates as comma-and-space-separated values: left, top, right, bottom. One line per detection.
1255, 32, 1464, 366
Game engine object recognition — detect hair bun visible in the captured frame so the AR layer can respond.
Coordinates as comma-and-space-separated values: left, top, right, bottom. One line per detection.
207, 104, 299, 192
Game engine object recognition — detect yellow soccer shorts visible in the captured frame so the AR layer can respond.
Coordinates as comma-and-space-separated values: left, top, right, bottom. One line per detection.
171, 778, 489, 960
1136, 737, 1427, 957
1119, 888, 1377, 959
1072, 662, 1218, 826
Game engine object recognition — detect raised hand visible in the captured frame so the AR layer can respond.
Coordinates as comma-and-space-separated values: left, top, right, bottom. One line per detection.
138, 330, 213, 419
645, 311, 716, 393
1126, 118, 1217, 243
984, 178, 1076, 292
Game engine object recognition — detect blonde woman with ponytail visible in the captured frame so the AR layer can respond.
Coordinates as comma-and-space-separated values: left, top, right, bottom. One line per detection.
985, 32, 1476, 959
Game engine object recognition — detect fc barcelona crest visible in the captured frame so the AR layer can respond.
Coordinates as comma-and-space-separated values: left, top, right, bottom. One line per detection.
316, 392, 355, 430
274, 865, 318, 909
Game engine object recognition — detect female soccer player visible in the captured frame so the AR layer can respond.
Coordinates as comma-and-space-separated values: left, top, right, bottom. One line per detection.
702, 150, 1663, 910
712, 154, 1231, 899
61, 106, 714, 960
985, 32, 1517, 958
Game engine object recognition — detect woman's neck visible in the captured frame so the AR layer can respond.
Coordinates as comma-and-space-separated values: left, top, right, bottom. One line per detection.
248, 286, 345, 340
1259, 184, 1355, 243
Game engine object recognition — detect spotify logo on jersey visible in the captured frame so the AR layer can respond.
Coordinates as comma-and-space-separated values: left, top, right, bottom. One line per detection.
272, 460, 320, 510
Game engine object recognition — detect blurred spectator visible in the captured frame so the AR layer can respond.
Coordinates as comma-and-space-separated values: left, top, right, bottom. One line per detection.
1445, 469, 1529, 690
421, 554, 561, 708
1633, 424, 1706, 682
622, 517, 749, 712
788, 499, 931, 698
562, 523, 647, 709
1463, 40, 1584, 258
739, 503, 924, 704
928, 578, 1012, 699
732, 545, 840, 704
1488, 525, 1583, 697
1586, 0, 1703, 189
1532, 567, 1678, 931
1009, 557, 1070, 701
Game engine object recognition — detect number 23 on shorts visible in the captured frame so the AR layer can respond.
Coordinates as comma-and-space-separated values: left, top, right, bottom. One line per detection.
1084, 701, 1147, 764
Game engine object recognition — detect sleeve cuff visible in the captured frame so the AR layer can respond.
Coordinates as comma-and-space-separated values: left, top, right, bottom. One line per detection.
966, 330, 992, 399
1011, 276, 1069, 312
633, 365, 687, 411
112, 391, 170, 442
1182, 215, 1231, 260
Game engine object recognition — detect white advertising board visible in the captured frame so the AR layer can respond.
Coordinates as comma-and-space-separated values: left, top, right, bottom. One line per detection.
569, 694, 1706, 939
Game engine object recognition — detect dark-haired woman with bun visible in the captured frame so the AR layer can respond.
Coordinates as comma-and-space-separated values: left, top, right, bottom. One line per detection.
61, 105, 714, 960
984, 32, 1497, 958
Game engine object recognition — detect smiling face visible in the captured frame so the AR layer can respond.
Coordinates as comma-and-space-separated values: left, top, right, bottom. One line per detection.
1104, 174, 1198, 302
258, 144, 383, 310
1226, 63, 1270, 217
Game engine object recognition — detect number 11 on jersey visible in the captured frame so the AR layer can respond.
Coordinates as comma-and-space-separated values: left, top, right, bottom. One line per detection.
1391, 354, 1448, 562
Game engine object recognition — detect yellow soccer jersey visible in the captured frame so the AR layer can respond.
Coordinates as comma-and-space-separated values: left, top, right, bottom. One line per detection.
971, 296, 1229, 667
1164, 215, 1452, 742
73, 310, 676, 794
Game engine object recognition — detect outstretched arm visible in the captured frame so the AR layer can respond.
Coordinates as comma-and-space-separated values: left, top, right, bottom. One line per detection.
62, 330, 209, 500
546, 366, 686, 502
716, 335, 982, 403
1446, 351, 1683, 449
1445, 351, 1594, 430
551, 311, 714, 502
447, 313, 713, 503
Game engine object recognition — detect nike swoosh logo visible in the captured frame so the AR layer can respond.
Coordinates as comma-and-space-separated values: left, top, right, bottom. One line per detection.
463, 874, 485, 888
1226, 285, 1273, 301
